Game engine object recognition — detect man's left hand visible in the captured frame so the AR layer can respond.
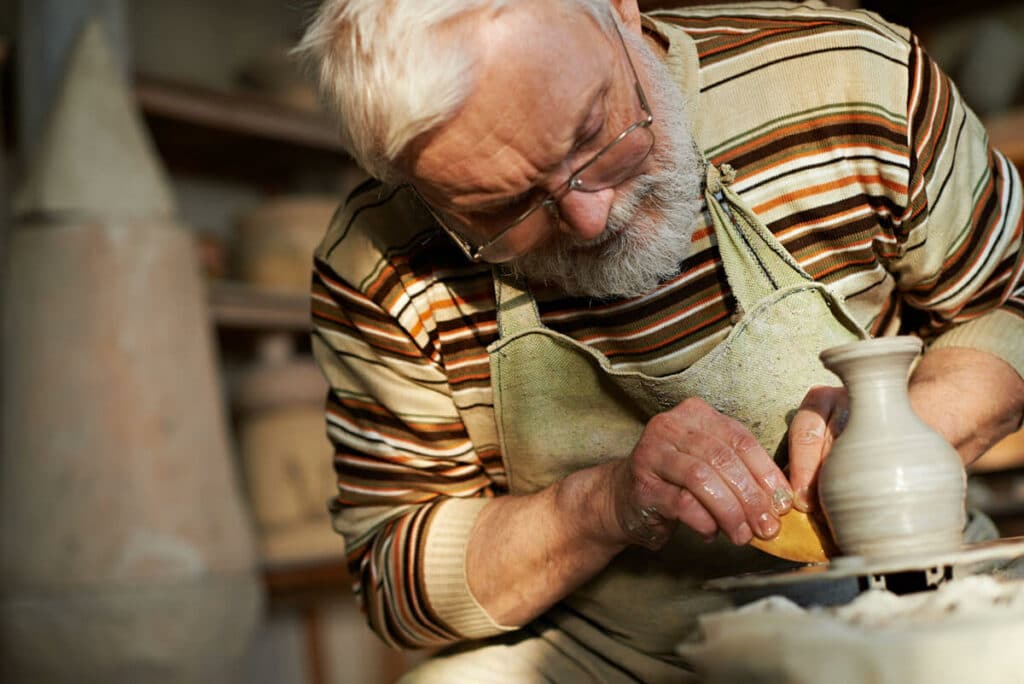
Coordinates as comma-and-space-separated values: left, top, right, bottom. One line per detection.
786, 346, 1024, 512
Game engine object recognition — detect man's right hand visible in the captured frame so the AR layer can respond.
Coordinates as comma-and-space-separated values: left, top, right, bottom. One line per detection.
608, 397, 794, 549
466, 397, 797, 627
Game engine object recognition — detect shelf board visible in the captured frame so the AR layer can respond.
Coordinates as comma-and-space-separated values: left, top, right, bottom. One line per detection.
262, 557, 350, 604
135, 74, 344, 153
208, 280, 311, 331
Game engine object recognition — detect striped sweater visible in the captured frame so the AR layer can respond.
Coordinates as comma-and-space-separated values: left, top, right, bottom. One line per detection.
310, 1, 1024, 649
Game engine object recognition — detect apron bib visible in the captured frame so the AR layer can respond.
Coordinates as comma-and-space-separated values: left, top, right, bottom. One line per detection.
487, 162, 868, 675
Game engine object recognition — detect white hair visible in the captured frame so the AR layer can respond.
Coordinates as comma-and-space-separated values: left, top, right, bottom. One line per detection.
295, 0, 614, 182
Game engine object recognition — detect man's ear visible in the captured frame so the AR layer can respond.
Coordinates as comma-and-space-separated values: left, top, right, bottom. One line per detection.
609, 0, 643, 34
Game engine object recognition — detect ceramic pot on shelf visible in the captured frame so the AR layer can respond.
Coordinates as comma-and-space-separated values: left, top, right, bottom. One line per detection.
817, 336, 967, 560
234, 338, 341, 566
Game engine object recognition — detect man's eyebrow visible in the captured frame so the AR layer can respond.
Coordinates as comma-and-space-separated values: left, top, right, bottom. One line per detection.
468, 86, 609, 213
473, 190, 534, 212
571, 86, 608, 146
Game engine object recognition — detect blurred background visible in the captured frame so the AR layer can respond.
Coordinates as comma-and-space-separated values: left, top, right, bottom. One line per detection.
0, 1, 1021, 683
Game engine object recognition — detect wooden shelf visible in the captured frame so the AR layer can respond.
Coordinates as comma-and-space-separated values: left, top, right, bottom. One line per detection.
135, 75, 343, 152
136, 75, 351, 189
263, 557, 350, 605
207, 280, 311, 331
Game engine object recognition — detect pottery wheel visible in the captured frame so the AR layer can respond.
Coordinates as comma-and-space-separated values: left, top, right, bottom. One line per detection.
707, 536, 1024, 607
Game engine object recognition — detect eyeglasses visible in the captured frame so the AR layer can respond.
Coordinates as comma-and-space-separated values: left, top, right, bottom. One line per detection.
413, 21, 655, 263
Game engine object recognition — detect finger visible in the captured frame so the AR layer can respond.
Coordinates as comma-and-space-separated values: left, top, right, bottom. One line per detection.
659, 399, 783, 540
679, 460, 754, 545
633, 426, 753, 544
788, 385, 845, 511
826, 391, 850, 446
725, 423, 794, 516
638, 476, 719, 542
673, 488, 719, 541
685, 398, 793, 507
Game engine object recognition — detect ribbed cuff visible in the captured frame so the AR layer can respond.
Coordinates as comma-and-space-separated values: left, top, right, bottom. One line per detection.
423, 497, 517, 639
928, 309, 1024, 380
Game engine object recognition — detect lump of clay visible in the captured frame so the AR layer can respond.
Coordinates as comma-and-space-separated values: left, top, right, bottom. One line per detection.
680, 576, 1024, 684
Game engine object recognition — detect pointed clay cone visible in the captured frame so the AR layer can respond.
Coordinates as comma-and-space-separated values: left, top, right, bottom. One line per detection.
14, 19, 174, 219
2, 19, 261, 684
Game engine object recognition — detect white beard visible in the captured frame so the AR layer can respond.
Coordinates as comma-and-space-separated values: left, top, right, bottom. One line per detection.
507, 30, 703, 300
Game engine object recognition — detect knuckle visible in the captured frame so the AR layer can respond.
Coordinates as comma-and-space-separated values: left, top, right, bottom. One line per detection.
685, 461, 715, 490
707, 445, 737, 472
792, 426, 825, 445
627, 456, 653, 484
629, 443, 651, 468
645, 412, 675, 437
647, 412, 670, 429
733, 477, 763, 506
717, 501, 745, 526
729, 432, 760, 457
678, 396, 712, 415
803, 385, 833, 401
675, 488, 700, 511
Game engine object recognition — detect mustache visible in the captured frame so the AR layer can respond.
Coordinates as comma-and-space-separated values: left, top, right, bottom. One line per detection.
552, 174, 659, 250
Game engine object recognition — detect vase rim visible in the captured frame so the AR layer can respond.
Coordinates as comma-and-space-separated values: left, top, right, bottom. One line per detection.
819, 335, 923, 365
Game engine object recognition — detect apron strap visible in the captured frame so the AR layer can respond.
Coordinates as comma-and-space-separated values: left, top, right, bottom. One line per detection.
493, 268, 542, 338
704, 162, 813, 311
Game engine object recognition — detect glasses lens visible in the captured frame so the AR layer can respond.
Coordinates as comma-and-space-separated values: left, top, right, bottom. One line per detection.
574, 125, 654, 192
476, 126, 655, 263
476, 208, 551, 263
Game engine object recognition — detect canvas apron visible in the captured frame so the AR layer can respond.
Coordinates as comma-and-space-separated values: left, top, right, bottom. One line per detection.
487, 162, 869, 677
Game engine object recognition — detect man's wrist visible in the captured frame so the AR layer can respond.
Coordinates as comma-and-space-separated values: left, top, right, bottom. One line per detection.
553, 461, 632, 555
910, 346, 1024, 464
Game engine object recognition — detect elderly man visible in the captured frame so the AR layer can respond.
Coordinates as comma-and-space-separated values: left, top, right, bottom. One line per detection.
297, 0, 1024, 680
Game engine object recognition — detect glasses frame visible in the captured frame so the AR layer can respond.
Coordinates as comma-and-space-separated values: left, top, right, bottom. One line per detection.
412, 20, 655, 263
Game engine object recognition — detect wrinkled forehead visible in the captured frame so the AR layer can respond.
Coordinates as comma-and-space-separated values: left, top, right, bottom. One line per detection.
400, 2, 616, 194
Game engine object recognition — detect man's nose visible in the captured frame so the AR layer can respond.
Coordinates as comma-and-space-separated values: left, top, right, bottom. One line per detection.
554, 187, 615, 241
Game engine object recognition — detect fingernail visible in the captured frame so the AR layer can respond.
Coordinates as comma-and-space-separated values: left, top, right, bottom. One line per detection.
795, 487, 814, 512
772, 487, 793, 515
735, 522, 753, 545
758, 512, 780, 539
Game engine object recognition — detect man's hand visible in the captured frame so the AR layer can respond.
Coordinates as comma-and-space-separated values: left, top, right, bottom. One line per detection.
785, 346, 1024, 512
608, 397, 795, 550
910, 347, 1024, 466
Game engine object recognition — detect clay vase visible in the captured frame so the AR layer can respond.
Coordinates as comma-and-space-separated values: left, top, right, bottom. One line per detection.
235, 342, 341, 566
233, 196, 338, 293
817, 336, 966, 559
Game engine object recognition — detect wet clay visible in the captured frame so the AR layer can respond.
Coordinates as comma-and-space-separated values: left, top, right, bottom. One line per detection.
817, 336, 966, 559
682, 575, 1024, 684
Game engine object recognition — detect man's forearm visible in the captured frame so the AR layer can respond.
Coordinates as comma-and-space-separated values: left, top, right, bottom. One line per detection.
465, 461, 628, 627
909, 346, 1024, 466
463, 395, 799, 627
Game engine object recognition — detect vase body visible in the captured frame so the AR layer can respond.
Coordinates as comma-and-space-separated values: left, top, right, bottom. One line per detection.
817, 336, 966, 559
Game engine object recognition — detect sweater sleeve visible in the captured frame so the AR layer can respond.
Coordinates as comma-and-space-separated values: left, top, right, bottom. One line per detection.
310, 187, 514, 649
891, 36, 1024, 376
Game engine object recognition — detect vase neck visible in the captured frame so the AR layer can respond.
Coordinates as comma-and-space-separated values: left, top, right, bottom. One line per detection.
827, 350, 918, 414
